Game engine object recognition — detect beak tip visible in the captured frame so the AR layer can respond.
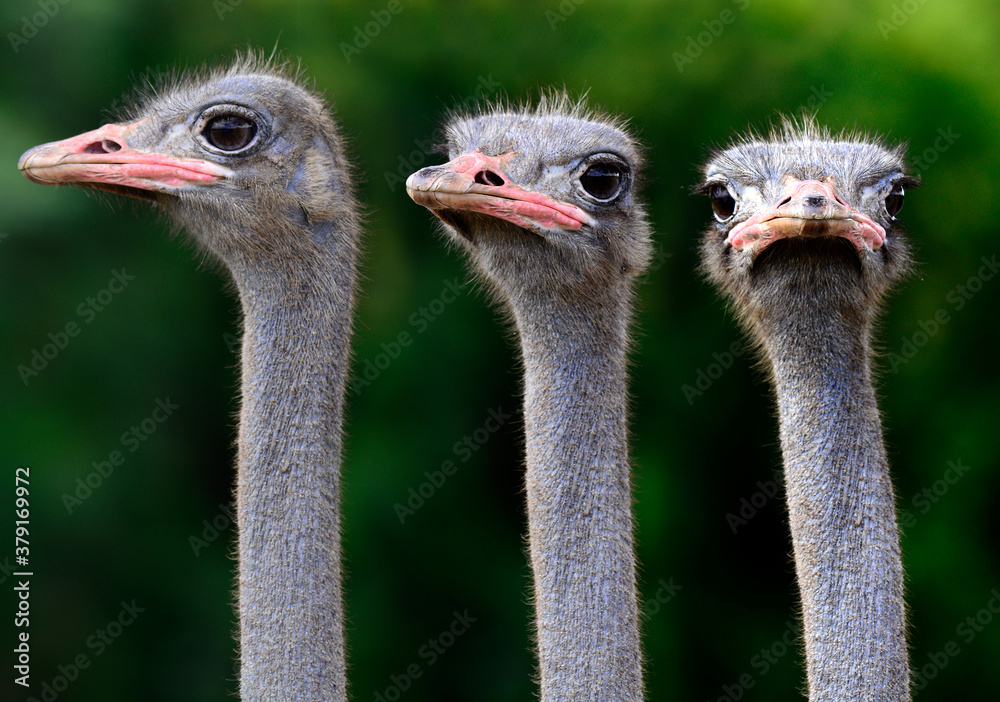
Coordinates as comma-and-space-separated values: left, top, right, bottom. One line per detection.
17, 147, 37, 173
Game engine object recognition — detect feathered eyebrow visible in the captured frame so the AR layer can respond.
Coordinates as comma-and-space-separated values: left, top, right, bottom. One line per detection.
691, 178, 727, 196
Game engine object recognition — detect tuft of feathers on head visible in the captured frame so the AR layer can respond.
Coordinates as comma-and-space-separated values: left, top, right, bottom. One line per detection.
441, 89, 643, 164
445, 88, 632, 133
698, 114, 914, 191
111, 48, 318, 123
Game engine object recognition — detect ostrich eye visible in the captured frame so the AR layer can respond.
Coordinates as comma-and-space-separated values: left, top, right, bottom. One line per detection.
580, 163, 623, 200
709, 184, 736, 221
885, 183, 905, 217
204, 115, 258, 152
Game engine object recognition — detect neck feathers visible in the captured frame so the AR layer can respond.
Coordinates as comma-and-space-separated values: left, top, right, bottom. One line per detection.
514, 291, 643, 701
233, 215, 358, 702
752, 271, 910, 700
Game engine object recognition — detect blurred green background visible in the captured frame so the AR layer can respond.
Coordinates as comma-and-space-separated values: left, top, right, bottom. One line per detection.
2, 0, 998, 699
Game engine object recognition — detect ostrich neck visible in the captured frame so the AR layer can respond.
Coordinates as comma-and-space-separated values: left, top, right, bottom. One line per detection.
229, 239, 355, 702
758, 300, 910, 701
513, 289, 642, 702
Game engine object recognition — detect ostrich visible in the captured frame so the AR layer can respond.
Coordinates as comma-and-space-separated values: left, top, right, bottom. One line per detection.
406, 96, 652, 700
697, 119, 917, 699
19, 55, 359, 702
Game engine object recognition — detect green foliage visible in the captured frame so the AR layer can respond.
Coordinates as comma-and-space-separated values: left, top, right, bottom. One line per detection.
1, 0, 998, 699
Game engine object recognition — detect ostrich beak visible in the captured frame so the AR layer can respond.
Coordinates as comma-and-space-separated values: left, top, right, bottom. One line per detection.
18, 119, 232, 201
405, 151, 595, 235
728, 179, 886, 253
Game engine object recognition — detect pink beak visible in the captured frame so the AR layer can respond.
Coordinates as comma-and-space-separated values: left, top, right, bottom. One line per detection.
728, 179, 886, 253
18, 118, 231, 199
405, 151, 595, 234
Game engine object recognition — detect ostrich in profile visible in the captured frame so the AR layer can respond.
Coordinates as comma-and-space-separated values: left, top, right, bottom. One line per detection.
406, 96, 652, 700
697, 120, 917, 699
19, 55, 359, 702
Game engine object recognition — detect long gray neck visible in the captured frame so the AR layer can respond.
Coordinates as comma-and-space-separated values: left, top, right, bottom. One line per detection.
757, 299, 910, 700
513, 289, 643, 702
229, 236, 355, 702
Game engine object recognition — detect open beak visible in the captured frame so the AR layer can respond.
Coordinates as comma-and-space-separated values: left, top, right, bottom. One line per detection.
18, 118, 232, 200
405, 151, 595, 235
728, 179, 886, 253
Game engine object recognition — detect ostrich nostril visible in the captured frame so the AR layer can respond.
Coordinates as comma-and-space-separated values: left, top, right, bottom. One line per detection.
83, 139, 123, 154
474, 170, 505, 187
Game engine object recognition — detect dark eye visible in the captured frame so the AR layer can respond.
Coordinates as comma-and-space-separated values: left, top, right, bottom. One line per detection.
885, 183, 905, 218
204, 115, 257, 152
580, 163, 624, 200
709, 184, 736, 221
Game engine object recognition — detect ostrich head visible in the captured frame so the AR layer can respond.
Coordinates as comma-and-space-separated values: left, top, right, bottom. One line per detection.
18, 54, 357, 265
697, 119, 918, 333
406, 95, 652, 306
